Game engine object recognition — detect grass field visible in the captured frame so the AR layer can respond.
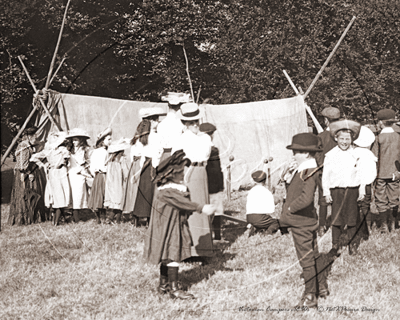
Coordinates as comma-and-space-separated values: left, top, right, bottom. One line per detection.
1, 183, 399, 319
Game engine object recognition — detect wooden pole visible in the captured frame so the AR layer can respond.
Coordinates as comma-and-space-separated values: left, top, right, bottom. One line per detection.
1, 105, 39, 166
303, 16, 356, 100
18, 56, 61, 132
227, 156, 234, 202
45, 0, 71, 90
182, 45, 195, 102
283, 70, 324, 133
49, 56, 66, 87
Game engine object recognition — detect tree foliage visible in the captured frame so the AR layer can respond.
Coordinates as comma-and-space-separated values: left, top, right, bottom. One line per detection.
2, 0, 400, 154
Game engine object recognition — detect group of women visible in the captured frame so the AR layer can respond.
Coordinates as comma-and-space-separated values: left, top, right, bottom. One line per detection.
9, 96, 216, 260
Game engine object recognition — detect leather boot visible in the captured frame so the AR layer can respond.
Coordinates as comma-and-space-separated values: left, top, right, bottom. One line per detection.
297, 266, 318, 308
115, 212, 122, 224
72, 210, 80, 223
95, 211, 101, 224
105, 210, 115, 224
315, 255, 330, 299
54, 209, 61, 226
378, 211, 389, 233
295, 293, 318, 309
130, 215, 138, 227
394, 207, 399, 229
168, 265, 194, 300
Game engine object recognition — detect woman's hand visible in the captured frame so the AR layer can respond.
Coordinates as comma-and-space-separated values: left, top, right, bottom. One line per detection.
325, 195, 333, 204
202, 204, 216, 215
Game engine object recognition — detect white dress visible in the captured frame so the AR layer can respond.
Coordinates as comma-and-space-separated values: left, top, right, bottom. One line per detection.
68, 147, 89, 209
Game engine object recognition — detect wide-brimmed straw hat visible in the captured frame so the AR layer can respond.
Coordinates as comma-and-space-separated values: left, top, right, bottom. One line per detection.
354, 126, 375, 148
161, 92, 191, 105
139, 107, 166, 119
66, 128, 90, 139
177, 103, 203, 121
95, 127, 112, 147
329, 119, 361, 140
286, 133, 322, 152
107, 138, 130, 153
45, 131, 68, 149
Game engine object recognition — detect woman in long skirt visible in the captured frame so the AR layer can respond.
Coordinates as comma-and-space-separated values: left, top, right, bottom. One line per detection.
144, 150, 215, 299
104, 139, 130, 224
172, 103, 214, 260
8, 126, 45, 225
88, 128, 112, 224
30, 132, 71, 226
123, 107, 163, 226
66, 128, 91, 223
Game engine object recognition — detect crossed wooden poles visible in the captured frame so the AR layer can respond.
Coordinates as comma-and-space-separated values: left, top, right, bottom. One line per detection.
1, 0, 71, 167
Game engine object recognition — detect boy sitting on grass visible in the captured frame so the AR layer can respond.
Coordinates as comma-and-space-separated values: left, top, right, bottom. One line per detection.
278, 133, 330, 309
245, 170, 280, 236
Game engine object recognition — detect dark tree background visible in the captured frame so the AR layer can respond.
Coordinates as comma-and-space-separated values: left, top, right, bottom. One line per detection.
1, 0, 399, 154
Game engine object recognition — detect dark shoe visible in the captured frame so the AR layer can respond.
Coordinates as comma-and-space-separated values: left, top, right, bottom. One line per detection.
349, 243, 359, 256
115, 213, 122, 224
295, 293, 318, 309
318, 226, 326, 237
379, 222, 389, 234
95, 212, 101, 224
158, 276, 170, 295
319, 288, 330, 299
169, 281, 194, 300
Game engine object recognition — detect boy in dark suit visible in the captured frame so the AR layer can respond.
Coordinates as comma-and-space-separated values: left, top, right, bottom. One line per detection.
279, 133, 330, 309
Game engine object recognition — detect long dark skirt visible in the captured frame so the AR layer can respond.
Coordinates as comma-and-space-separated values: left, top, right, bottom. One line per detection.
132, 158, 154, 218
331, 187, 359, 227
87, 172, 106, 210
185, 166, 213, 257
8, 168, 46, 225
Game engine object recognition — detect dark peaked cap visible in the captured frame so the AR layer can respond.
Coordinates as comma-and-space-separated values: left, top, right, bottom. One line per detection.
252, 170, 266, 182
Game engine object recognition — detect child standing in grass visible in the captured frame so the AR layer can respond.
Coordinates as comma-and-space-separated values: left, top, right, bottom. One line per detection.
143, 150, 215, 300
371, 109, 400, 232
279, 133, 329, 309
245, 170, 279, 236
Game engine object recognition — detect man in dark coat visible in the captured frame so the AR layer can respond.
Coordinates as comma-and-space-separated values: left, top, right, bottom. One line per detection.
315, 107, 340, 236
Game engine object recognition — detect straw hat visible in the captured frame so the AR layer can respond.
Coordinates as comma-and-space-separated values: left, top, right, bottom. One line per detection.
45, 131, 68, 149
66, 128, 90, 139
177, 103, 203, 121
95, 127, 112, 147
286, 133, 322, 152
354, 126, 375, 148
161, 92, 191, 105
329, 119, 361, 140
107, 138, 130, 153
139, 107, 166, 119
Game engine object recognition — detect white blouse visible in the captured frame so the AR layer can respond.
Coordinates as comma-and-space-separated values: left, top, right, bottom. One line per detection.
172, 130, 212, 163
130, 131, 163, 168
322, 146, 377, 196
157, 112, 185, 149
89, 147, 108, 175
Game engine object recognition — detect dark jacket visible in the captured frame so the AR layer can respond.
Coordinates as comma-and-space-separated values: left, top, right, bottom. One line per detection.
372, 131, 400, 179
279, 167, 320, 227
315, 130, 337, 167
206, 146, 224, 194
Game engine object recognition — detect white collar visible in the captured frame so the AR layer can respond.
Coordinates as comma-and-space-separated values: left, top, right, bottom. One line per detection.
158, 182, 187, 192
381, 127, 394, 133
296, 159, 318, 173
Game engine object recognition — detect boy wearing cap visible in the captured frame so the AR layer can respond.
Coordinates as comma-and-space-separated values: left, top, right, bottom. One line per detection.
279, 133, 329, 309
246, 170, 279, 236
315, 107, 340, 237
371, 109, 400, 231
199, 122, 225, 240
144, 150, 215, 299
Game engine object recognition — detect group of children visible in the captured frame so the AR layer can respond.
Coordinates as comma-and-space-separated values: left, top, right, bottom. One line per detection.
8, 99, 399, 306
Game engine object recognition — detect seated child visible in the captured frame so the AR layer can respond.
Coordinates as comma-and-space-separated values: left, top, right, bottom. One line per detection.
246, 170, 280, 236
143, 150, 215, 300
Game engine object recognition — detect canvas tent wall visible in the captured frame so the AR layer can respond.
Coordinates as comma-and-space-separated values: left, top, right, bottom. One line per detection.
34, 92, 308, 189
